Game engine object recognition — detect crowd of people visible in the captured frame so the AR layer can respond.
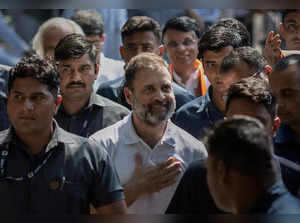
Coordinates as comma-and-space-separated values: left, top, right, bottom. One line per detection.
0, 9, 300, 215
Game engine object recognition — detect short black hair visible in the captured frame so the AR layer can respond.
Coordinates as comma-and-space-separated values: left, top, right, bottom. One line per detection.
281, 10, 300, 23
220, 46, 268, 74
8, 54, 59, 97
210, 18, 251, 46
204, 115, 276, 183
226, 75, 277, 120
162, 16, 201, 42
273, 54, 300, 73
198, 26, 243, 59
71, 10, 104, 37
121, 16, 161, 44
54, 33, 98, 69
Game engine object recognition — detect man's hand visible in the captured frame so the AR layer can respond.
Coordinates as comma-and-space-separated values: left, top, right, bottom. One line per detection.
123, 153, 182, 207
263, 31, 285, 67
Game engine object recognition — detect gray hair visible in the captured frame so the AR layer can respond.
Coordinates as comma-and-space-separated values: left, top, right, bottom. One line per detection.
32, 17, 84, 58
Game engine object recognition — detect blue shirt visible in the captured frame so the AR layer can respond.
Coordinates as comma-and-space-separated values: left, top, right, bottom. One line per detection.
173, 86, 224, 139
274, 124, 300, 197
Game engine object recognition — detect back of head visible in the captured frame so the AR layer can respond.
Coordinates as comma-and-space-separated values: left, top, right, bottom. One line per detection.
71, 10, 104, 37
198, 25, 243, 59
226, 75, 276, 120
54, 33, 97, 68
205, 115, 276, 182
162, 16, 201, 41
124, 52, 169, 90
212, 18, 251, 47
220, 46, 268, 75
8, 54, 59, 97
121, 16, 161, 44
273, 54, 300, 74
32, 17, 84, 58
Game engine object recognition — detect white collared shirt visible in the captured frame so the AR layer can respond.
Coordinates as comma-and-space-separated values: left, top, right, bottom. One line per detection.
93, 53, 125, 92
90, 113, 207, 214
173, 68, 210, 96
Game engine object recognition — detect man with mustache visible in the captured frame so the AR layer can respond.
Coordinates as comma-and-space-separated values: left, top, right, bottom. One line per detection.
0, 54, 127, 214
90, 53, 207, 214
54, 34, 129, 137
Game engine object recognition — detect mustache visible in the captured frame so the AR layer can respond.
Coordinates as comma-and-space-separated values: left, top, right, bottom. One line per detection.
148, 100, 170, 109
67, 81, 85, 88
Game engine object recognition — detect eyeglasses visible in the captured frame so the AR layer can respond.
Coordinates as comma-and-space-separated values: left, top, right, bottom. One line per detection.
165, 38, 197, 48
284, 22, 300, 33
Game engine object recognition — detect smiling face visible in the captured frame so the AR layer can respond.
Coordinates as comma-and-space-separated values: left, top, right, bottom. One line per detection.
125, 67, 176, 126
270, 64, 300, 128
58, 53, 97, 102
163, 29, 199, 68
7, 77, 59, 135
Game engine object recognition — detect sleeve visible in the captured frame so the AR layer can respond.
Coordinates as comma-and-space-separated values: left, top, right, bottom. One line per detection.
89, 142, 125, 208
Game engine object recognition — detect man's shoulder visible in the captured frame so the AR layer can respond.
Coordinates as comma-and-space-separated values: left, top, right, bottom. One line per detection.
98, 76, 124, 90
175, 95, 209, 118
90, 115, 129, 142
57, 126, 109, 157
94, 94, 129, 113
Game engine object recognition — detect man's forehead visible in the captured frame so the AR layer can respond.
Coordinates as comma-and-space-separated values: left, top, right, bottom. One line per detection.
58, 54, 93, 66
284, 11, 300, 23
164, 29, 197, 40
11, 77, 49, 93
123, 31, 158, 43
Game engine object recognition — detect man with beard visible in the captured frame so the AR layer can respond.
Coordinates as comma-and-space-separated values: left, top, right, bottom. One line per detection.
54, 34, 129, 137
90, 53, 207, 214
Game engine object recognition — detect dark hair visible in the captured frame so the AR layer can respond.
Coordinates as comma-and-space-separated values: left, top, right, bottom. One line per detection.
162, 16, 201, 42
220, 46, 268, 74
211, 18, 251, 46
121, 16, 161, 44
204, 115, 276, 182
198, 26, 243, 59
273, 54, 300, 73
281, 10, 300, 22
54, 33, 98, 70
8, 54, 59, 97
124, 52, 169, 90
226, 75, 277, 120
71, 10, 104, 37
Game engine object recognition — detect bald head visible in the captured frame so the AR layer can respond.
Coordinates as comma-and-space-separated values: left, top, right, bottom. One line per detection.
32, 17, 84, 58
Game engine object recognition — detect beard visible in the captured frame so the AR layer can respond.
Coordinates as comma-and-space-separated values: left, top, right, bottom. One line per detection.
133, 97, 176, 126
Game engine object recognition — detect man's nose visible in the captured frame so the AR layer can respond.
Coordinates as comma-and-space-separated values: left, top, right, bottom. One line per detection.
24, 99, 34, 110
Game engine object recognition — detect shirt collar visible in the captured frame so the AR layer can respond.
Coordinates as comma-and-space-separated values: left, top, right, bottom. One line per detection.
123, 113, 176, 148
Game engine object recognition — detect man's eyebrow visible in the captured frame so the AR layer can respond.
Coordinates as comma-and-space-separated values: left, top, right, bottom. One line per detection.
285, 18, 297, 23
11, 90, 23, 94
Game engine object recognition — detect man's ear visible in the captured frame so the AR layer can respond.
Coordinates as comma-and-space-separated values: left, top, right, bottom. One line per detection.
279, 23, 286, 39
124, 87, 133, 108
159, 45, 165, 57
272, 117, 281, 138
100, 33, 106, 46
54, 94, 62, 114
216, 160, 229, 185
120, 45, 125, 61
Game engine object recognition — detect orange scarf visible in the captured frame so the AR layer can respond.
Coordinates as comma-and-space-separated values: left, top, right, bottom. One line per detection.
169, 59, 206, 97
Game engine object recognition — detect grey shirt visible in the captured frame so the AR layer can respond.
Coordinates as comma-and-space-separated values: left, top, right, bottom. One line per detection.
0, 122, 124, 214
55, 93, 130, 137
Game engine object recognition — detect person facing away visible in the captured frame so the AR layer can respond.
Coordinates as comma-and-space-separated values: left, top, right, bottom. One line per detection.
204, 116, 300, 214
0, 53, 127, 214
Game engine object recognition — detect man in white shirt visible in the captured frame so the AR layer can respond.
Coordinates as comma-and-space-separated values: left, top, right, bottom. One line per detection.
71, 10, 125, 91
90, 52, 207, 214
